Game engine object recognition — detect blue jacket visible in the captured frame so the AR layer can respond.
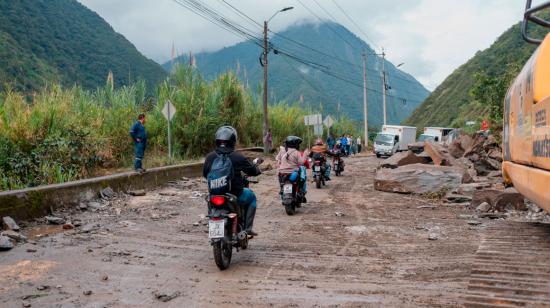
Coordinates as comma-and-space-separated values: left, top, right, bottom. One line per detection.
340, 137, 348, 146
130, 121, 147, 147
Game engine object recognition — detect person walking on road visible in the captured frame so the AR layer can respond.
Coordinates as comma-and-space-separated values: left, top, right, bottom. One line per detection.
340, 134, 348, 156
327, 133, 335, 150
130, 113, 147, 173
357, 136, 362, 153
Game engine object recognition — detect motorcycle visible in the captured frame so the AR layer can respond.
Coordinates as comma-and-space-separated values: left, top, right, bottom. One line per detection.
279, 171, 305, 216
311, 153, 327, 188
206, 176, 258, 270
332, 152, 345, 176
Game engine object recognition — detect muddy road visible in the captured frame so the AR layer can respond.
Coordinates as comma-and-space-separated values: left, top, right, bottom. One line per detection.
1, 155, 490, 307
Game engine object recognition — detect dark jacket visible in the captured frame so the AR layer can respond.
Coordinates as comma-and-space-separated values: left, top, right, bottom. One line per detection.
130, 121, 147, 147
203, 146, 261, 196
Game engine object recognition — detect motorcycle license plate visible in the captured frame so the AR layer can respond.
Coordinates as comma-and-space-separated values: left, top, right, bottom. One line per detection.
283, 184, 293, 194
314, 166, 321, 172
208, 220, 225, 239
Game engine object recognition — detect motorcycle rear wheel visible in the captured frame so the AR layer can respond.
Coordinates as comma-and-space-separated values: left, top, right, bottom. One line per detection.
285, 202, 296, 215
213, 241, 232, 270
316, 177, 321, 189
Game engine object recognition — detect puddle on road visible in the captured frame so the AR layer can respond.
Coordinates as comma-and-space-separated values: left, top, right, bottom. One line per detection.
25, 225, 64, 240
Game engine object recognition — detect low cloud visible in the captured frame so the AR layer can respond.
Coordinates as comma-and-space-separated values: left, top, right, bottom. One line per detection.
78, 0, 523, 88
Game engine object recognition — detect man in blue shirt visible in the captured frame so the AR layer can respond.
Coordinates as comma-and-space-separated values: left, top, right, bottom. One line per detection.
129, 114, 147, 173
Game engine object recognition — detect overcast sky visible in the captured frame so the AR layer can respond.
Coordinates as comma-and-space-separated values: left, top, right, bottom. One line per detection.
78, 0, 529, 90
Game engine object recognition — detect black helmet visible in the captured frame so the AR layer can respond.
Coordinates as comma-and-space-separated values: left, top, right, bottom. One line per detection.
215, 126, 237, 147
284, 136, 302, 149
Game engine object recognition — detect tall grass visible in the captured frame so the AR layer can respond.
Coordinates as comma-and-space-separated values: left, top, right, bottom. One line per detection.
0, 66, 356, 190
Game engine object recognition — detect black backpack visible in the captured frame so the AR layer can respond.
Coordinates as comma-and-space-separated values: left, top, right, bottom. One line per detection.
207, 152, 234, 195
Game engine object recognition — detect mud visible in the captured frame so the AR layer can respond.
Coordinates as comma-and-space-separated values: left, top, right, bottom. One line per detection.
1, 156, 490, 307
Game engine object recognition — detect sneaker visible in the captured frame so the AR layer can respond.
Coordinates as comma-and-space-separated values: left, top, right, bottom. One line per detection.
247, 230, 258, 236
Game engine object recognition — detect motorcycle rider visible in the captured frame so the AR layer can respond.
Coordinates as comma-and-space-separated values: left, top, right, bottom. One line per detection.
309, 138, 331, 180
203, 126, 262, 236
276, 136, 309, 201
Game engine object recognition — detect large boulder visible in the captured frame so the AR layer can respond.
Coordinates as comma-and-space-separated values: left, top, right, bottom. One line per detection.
471, 189, 526, 211
374, 164, 463, 194
448, 140, 465, 158
459, 134, 474, 153
464, 134, 487, 158
380, 151, 428, 169
424, 142, 455, 166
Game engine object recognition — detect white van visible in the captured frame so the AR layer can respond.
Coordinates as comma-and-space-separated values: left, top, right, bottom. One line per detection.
374, 125, 417, 157
418, 127, 456, 145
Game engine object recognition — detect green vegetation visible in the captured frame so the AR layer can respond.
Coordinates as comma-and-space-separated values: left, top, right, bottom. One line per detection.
0, 66, 356, 191
0, 0, 166, 93
404, 15, 550, 130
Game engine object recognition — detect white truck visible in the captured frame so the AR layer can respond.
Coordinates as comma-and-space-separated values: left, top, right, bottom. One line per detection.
418, 127, 456, 145
374, 125, 417, 157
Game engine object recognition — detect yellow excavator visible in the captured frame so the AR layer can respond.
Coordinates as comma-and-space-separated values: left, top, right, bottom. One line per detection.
502, 0, 550, 208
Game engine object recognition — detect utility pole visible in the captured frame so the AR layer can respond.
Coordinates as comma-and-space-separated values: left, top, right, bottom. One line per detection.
262, 20, 269, 154
381, 49, 387, 126
362, 53, 368, 148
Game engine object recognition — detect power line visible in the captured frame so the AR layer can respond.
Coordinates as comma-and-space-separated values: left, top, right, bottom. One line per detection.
276, 49, 422, 105
218, 0, 262, 29
173, 0, 262, 48
216, 1, 422, 88
296, 0, 373, 55
330, 0, 380, 51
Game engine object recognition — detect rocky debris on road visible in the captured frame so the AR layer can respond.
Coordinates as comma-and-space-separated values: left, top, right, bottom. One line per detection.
0, 235, 14, 250
128, 189, 146, 196
476, 202, 491, 213
83, 290, 93, 296
374, 164, 463, 194
100, 187, 115, 199
80, 223, 100, 233
471, 189, 527, 212
424, 142, 455, 166
375, 131, 540, 222
379, 150, 428, 169
1, 230, 27, 242
153, 290, 181, 302
45, 216, 65, 225
334, 212, 345, 217
2, 216, 20, 231
428, 232, 439, 240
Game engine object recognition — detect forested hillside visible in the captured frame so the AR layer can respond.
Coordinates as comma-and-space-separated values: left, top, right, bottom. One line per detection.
404, 17, 550, 129
0, 0, 166, 92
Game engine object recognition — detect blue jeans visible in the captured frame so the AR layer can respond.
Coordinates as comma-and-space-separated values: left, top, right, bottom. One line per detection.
238, 188, 257, 209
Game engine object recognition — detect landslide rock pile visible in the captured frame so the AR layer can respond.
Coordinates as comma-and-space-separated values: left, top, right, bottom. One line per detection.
374, 131, 542, 219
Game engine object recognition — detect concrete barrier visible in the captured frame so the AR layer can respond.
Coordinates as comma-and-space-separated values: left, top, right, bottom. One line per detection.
0, 147, 265, 221
0, 162, 204, 221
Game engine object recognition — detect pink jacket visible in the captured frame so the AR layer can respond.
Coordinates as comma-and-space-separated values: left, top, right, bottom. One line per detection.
276, 146, 308, 174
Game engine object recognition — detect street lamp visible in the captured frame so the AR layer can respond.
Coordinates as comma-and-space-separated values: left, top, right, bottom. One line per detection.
262, 7, 294, 153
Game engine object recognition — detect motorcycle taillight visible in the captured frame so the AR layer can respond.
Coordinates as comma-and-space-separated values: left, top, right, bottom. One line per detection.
210, 195, 225, 206
315, 160, 321, 164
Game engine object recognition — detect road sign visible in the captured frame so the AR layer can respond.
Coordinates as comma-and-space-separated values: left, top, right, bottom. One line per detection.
161, 100, 177, 164
304, 114, 322, 126
313, 124, 323, 136
162, 100, 177, 122
323, 115, 334, 128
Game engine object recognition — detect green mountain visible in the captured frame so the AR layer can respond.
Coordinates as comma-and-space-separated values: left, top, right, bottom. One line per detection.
404, 18, 545, 129
0, 0, 167, 92
164, 22, 430, 127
